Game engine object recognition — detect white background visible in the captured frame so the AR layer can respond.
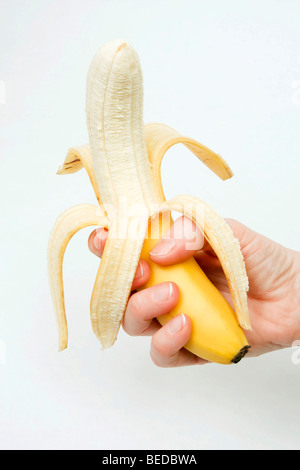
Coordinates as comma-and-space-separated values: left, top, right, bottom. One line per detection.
1, 0, 300, 450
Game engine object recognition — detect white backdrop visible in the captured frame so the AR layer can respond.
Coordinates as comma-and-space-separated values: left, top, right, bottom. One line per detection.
1, 0, 300, 450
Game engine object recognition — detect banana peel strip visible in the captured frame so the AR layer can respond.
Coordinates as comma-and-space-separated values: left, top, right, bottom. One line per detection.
145, 123, 233, 201
52, 127, 250, 350
154, 196, 251, 330
57, 145, 102, 206
48, 203, 109, 350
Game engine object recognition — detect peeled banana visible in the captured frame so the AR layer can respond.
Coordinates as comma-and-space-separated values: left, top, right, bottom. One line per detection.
48, 39, 251, 364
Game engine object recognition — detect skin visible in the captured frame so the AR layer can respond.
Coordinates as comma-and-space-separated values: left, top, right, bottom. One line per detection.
88, 217, 300, 367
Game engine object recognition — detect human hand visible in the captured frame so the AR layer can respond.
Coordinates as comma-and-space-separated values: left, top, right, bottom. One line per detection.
88, 217, 300, 366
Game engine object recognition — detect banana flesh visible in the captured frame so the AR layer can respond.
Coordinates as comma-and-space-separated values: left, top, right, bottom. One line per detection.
48, 39, 251, 363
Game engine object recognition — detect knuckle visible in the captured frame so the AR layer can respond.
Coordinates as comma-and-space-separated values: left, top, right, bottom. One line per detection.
151, 333, 171, 358
225, 218, 239, 229
174, 216, 203, 250
150, 345, 178, 368
152, 342, 165, 359
150, 349, 164, 368
123, 292, 146, 336
121, 317, 132, 336
127, 291, 143, 320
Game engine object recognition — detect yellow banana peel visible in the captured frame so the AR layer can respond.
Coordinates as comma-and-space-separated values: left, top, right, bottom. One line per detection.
48, 39, 251, 364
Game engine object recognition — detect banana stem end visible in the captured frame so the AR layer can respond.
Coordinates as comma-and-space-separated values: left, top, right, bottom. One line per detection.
231, 345, 251, 364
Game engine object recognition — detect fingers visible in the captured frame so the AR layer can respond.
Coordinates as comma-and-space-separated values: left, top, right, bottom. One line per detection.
149, 216, 205, 266
124, 283, 208, 367
88, 227, 150, 290
89, 226, 208, 368
88, 227, 108, 257
89, 216, 206, 270
150, 314, 207, 367
123, 282, 180, 336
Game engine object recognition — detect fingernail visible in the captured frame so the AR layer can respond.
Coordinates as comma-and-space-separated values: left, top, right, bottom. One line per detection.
94, 233, 102, 251
167, 314, 186, 335
151, 282, 173, 302
94, 230, 107, 252
150, 238, 176, 256
135, 261, 144, 280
